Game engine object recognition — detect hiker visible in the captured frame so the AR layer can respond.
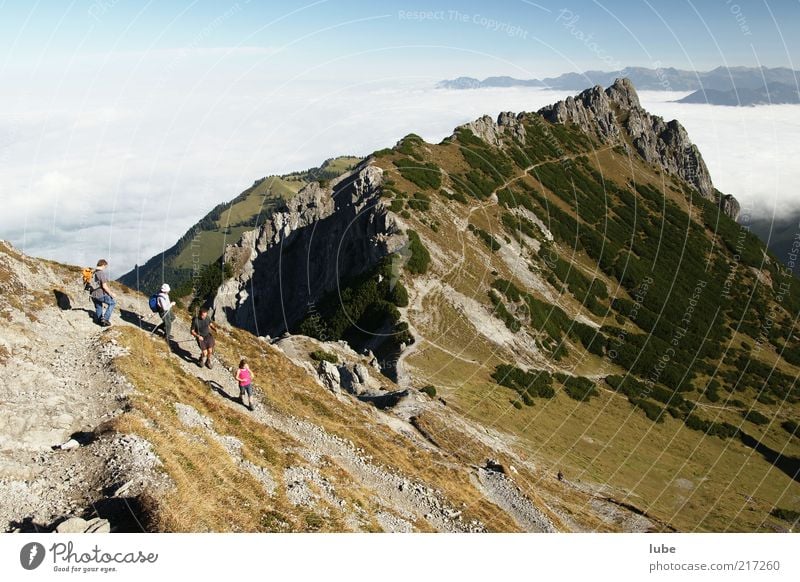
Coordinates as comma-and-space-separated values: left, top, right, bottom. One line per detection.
156, 284, 176, 345
190, 307, 217, 369
90, 259, 116, 327
235, 358, 254, 411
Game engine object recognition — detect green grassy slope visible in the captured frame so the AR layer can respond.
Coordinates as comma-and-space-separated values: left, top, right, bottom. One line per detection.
312, 115, 800, 532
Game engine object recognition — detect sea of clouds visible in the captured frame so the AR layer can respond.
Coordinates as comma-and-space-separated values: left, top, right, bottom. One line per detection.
2, 77, 799, 277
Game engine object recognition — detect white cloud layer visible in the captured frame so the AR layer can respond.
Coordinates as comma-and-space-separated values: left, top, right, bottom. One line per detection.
2, 77, 798, 277
637, 91, 800, 223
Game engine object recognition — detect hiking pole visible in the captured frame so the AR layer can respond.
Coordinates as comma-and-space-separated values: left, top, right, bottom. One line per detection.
136, 311, 162, 335
139, 311, 158, 324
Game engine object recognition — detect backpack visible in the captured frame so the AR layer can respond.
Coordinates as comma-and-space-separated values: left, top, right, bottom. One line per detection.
148, 293, 161, 313
82, 268, 95, 293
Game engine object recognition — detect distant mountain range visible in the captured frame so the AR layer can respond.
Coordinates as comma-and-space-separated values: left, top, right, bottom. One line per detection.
438, 66, 800, 105
677, 83, 800, 106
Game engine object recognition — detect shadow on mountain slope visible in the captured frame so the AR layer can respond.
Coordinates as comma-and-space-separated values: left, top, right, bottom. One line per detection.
739, 430, 800, 484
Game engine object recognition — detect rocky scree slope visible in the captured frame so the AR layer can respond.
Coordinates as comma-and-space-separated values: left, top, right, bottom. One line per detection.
0, 242, 167, 532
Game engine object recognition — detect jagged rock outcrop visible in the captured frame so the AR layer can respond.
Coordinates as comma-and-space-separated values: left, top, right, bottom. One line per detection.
538, 77, 739, 220
457, 111, 526, 146
719, 193, 741, 222
317, 360, 341, 393
538, 83, 621, 141
214, 162, 407, 336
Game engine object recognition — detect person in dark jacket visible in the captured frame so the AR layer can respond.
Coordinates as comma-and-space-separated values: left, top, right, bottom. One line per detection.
190, 307, 217, 369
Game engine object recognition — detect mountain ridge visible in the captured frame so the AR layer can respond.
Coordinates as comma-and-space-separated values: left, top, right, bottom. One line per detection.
677, 82, 800, 105
103, 78, 799, 531
1, 239, 668, 532
117, 156, 362, 296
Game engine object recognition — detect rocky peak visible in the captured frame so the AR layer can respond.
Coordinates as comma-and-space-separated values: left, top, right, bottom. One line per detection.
605, 77, 640, 109
538, 78, 739, 220
538, 84, 620, 141
719, 193, 741, 221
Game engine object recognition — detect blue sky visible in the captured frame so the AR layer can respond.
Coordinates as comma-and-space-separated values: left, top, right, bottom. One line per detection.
1, 0, 798, 79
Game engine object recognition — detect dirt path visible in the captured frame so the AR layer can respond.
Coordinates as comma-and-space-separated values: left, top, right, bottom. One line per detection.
462, 146, 618, 224
398, 148, 619, 388
0, 261, 165, 531
0, 275, 471, 531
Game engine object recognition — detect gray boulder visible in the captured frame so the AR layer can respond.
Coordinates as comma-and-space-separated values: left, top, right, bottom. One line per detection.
55, 516, 111, 533
318, 361, 341, 392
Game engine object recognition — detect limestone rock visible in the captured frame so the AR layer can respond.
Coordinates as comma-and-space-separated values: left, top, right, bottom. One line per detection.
214, 162, 407, 336
457, 111, 526, 146
604, 77, 640, 109
369, 356, 382, 372
56, 517, 88, 533
55, 438, 80, 450
463, 115, 501, 146
83, 517, 111, 533
498, 111, 526, 142
318, 361, 341, 393
719, 194, 741, 222
338, 364, 372, 396
353, 363, 370, 386
538, 77, 739, 220
54, 516, 109, 533
538, 84, 619, 141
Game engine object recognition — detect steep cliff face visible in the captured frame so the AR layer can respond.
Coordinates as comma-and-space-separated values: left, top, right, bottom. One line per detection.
214, 163, 406, 337
538, 78, 738, 220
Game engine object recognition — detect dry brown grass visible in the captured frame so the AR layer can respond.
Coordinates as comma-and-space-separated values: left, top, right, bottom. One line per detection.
108, 319, 531, 531
215, 325, 523, 532
410, 410, 623, 532
411, 411, 495, 465
110, 326, 301, 532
